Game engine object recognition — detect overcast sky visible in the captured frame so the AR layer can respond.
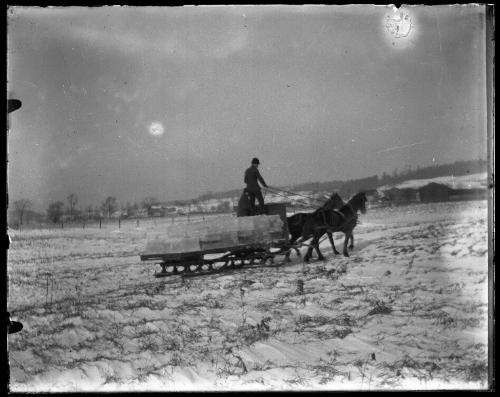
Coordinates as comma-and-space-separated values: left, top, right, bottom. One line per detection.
7, 5, 488, 211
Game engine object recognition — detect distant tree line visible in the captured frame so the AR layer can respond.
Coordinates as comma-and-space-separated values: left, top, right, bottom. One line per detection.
9, 192, 233, 228
377, 159, 488, 187
288, 159, 487, 196
188, 159, 488, 202
194, 189, 242, 203
10, 194, 144, 226
9, 159, 487, 227
190, 159, 487, 202
44, 195, 122, 224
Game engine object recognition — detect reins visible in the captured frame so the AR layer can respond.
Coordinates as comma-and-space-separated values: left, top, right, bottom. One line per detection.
265, 186, 328, 206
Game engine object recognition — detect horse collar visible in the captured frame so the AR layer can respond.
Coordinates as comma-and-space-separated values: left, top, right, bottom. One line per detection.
333, 209, 347, 220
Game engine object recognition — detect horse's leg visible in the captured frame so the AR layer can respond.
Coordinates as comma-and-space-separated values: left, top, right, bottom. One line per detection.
288, 234, 303, 259
303, 240, 314, 263
349, 234, 354, 250
314, 233, 325, 261
327, 231, 340, 255
304, 233, 321, 262
343, 232, 351, 257
315, 245, 325, 261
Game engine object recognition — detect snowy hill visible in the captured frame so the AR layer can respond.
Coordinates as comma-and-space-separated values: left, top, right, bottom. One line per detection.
378, 172, 487, 192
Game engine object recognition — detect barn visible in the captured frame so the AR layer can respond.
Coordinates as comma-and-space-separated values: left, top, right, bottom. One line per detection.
449, 188, 488, 201
364, 188, 382, 203
382, 187, 419, 205
418, 182, 453, 203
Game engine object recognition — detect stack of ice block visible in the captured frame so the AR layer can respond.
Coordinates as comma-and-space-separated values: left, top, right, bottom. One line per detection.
145, 236, 201, 255
144, 215, 284, 254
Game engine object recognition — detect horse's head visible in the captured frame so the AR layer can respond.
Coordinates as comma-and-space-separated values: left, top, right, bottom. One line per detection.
322, 192, 344, 211
349, 192, 368, 214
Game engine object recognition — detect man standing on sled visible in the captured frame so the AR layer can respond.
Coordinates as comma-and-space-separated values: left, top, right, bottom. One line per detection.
244, 157, 268, 215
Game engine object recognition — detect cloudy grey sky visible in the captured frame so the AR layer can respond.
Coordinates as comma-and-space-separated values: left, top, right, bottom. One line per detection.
7, 5, 488, 211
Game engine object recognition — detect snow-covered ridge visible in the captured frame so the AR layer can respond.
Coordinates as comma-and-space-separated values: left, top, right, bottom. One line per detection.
378, 172, 487, 192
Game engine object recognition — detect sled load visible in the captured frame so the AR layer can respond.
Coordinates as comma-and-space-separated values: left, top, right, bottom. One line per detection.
140, 203, 293, 277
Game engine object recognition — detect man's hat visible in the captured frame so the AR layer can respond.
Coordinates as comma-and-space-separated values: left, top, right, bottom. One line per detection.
251, 157, 260, 165
8, 99, 22, 113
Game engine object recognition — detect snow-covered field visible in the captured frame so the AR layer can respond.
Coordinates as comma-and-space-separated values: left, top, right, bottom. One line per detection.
7, 200, 490, 391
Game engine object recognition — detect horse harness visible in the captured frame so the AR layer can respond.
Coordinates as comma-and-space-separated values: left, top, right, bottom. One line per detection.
317, 203, 356, 232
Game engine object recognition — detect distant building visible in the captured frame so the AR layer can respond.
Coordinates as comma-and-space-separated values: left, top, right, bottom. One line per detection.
364, 189, 381, 203
135, 208, 149, 218
382, 187, 419, 204
150, 205, 165, 217
449, 188, 487, 202
418, 183, 453, 203
110, 210, 127, 219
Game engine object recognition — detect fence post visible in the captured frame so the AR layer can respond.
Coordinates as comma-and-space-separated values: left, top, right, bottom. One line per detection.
99, 219, 102, 229
118, 218, 121, 229
137, 219, 139, 228
45, 275, 49, 307
61, 222, 64, 229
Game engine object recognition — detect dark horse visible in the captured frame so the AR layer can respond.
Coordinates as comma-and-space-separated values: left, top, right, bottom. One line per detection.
285, 193, 344, 260
301, 192, 367, 262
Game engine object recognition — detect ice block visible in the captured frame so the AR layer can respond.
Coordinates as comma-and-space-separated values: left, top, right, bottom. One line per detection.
143, 214, 284, 255
145, 237, 201, 254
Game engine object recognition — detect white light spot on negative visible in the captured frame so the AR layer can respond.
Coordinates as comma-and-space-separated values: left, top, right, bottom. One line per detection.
382, 8, 417, 50
148, 121, 164, 137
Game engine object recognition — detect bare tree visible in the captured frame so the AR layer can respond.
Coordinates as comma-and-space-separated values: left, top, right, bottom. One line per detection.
67, 193, 78, 220
86, 205, 94, 221
47, 201, 64, 223
101, 196, 117, 218
13, 199, 32, 226
141, 197, 158, 216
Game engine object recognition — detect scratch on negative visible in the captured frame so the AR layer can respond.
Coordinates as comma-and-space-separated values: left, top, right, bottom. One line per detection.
435, 13, 443, 54
376, 141, 427, 154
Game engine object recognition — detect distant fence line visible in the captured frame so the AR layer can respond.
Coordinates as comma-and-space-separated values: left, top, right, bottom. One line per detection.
9, 205, 313, 232
9, 192, 487, 232
8, 212, 235, 232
